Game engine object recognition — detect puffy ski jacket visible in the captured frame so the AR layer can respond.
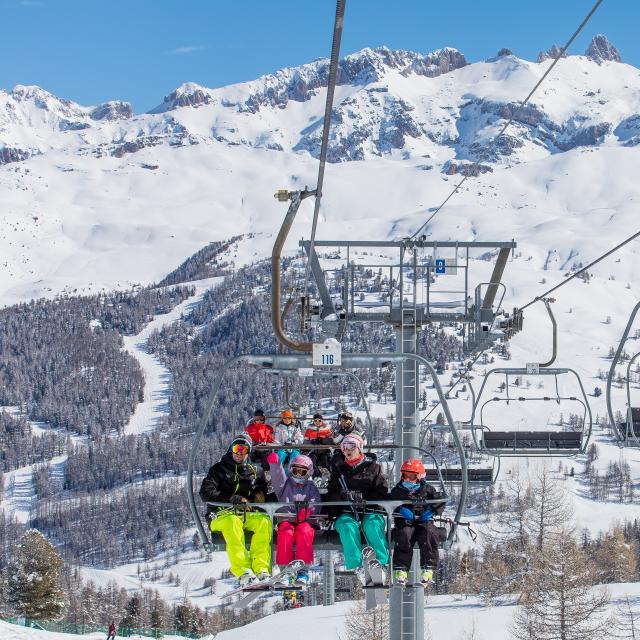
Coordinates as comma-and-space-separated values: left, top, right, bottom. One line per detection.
325, 453, 389, 514
332, 423, 366, 445
199, 451, 268, 512
274, 420, 304, 445
390, 480, 446, 520
268, 457, 320, 520
303, 423, 335, 443
244, 420, 276, 444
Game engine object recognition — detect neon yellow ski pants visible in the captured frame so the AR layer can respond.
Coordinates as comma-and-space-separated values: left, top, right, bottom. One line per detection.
209, 511, 272, 577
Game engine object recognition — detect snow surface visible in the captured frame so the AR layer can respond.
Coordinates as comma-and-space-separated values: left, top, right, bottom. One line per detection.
121, 277, 222, 435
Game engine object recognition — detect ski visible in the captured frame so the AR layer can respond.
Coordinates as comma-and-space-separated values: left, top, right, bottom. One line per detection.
361, 546, 387, 609
225, 560, 305, 609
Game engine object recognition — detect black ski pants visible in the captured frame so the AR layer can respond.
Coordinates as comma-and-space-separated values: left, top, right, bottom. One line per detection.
393, 522, 439, 570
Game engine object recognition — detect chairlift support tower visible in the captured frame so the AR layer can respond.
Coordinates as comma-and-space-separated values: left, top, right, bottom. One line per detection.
289, 231, 516, 640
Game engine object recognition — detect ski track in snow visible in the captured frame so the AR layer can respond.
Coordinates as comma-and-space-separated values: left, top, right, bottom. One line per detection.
121, 277, 222, 436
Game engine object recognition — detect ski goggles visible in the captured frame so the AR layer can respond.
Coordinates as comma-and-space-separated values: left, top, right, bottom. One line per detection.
341, 443, 358, 452
290, 466, 308, 477
401, 471, 419, 481
231, 443, 250, 455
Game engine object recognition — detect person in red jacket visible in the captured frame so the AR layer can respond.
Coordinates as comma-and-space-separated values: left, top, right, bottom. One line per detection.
244, 409, 276, 470
106, 621, 116, 639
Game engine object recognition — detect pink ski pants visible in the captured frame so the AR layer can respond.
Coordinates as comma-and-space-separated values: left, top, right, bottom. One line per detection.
276, 521, 315, 565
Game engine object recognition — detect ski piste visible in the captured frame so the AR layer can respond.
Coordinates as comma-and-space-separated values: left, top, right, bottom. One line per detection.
223, 560, 305, 609
362, 545, 387, 609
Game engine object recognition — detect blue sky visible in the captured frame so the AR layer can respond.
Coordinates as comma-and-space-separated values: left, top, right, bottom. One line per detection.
2, 0, 636, 113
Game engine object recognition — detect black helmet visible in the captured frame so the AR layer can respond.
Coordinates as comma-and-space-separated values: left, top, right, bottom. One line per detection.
254, 409, 265, 417
313, 412, 324, 420
229, 436, 252, 453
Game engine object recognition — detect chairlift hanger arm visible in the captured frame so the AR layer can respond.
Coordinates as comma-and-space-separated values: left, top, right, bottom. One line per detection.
606, 301, 640, 443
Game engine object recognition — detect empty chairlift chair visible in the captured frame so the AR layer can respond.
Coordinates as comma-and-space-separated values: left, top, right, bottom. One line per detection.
472, 367, 592, 456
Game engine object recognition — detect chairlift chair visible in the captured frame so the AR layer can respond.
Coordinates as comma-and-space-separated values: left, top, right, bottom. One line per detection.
606, 301, 640, 446
471, 367, 592, 456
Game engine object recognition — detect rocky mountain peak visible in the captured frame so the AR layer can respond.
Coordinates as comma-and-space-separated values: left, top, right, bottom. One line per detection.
537, 45, 567, 63
586, 34, 622, 64
90, 101, 133, 121
151, 83, 216, 113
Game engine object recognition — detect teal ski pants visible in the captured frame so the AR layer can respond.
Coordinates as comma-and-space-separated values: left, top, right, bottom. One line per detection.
334, 513, 389, 569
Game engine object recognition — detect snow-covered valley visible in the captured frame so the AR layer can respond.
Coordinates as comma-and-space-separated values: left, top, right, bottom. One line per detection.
2, 33, 640, 639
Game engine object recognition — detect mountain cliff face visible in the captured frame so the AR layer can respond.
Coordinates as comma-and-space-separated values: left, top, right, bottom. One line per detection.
0, 37, 635, 168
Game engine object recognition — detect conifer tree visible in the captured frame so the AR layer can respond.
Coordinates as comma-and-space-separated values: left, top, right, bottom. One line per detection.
512, 531, 611, 640
7, 529, 66, 620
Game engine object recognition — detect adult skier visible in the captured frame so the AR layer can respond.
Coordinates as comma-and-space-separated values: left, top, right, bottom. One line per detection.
199, 436, 272, 585
267, 451, 320, 585
244, 409, 276, 470
106, 621, 116, 639
332, 411, 366, 445
390, 458, 446, 586
325, 433, 389, 583
302, 412, 334, 476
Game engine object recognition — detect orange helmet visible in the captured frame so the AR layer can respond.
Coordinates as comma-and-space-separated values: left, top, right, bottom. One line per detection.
281, 410, 295, 419
400, 458, 425, 479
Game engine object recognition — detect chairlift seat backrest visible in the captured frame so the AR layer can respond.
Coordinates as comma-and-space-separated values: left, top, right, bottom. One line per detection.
424, 468, 493, 483
483, 430, 581, 450
630, 407, 640, 423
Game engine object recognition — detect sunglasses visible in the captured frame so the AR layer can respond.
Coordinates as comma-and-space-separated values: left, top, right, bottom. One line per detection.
290, 466, 307, 477
401, 471, 419, 481
313, 418, 323, 423
232, 443, 250, 455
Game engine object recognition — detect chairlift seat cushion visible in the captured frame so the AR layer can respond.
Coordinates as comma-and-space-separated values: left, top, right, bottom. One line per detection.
483, 431, 581, 450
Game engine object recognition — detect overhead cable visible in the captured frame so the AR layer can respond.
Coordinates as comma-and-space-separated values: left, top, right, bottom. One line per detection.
303, 0, 346, 301
409, 0, 605, 239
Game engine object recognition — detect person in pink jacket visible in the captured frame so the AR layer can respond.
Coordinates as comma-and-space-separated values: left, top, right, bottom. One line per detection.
267, 451, 320, 585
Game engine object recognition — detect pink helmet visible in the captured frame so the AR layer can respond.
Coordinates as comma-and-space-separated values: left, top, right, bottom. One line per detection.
341, 433, 364, 451
290, 454, 314, 480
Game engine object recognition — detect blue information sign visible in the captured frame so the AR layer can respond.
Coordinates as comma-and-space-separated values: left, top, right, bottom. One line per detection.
435, 258, 446, 274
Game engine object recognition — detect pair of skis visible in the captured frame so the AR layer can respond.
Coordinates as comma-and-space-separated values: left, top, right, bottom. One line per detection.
222, 560, 306, 609
361, 545, 387, 609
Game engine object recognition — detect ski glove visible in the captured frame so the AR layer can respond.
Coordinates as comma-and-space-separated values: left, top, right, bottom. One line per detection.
230, 494, 246, 505
417, 509, 433, 523
398, 506, 415, 521
348, 491, 364, 504
266, 452, 279, 464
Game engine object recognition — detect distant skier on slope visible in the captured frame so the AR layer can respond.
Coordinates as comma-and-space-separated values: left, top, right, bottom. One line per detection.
390, 458, 446, 586
199, 436, 272, 585
267, 451, 320, 586
106, 621, 116, 639
325, 433, 389, 584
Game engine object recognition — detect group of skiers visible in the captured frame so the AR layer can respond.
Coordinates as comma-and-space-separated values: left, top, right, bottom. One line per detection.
199, 409, 445, 590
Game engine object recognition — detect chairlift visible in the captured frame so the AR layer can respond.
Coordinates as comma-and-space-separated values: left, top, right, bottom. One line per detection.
187, 351, 470, 575
471, 367, 592, 456
606, 301, 640, 446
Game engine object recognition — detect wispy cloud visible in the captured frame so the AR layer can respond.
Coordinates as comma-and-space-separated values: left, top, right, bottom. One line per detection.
167, 45, 208, 56
19, 0, 44, 6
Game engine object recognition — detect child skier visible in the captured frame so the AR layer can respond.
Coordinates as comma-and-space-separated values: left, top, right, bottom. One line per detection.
326, 434, 389, 584
390, 458, 446, 586
274, 409, 304, 471
267, 451, 320, 586
199, 436, 272, 585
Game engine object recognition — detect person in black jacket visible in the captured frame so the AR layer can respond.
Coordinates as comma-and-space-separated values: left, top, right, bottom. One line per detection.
390, 458, 446, 586
325, 433, 389, 576
199, 436, 272, 585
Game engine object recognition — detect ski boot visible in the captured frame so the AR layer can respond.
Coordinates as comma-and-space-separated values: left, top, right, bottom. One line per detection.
394, 569, 408, 586
294, 569, 310, 586
421, 569, 434, 585
238, 570, 256, 587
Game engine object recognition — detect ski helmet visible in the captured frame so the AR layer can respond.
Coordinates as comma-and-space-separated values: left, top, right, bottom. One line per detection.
341, 433, 364, 452
400, 458, 425, 479
289, 454, 313, 482
230, 436, 252, 456
254, 408, 265, 417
